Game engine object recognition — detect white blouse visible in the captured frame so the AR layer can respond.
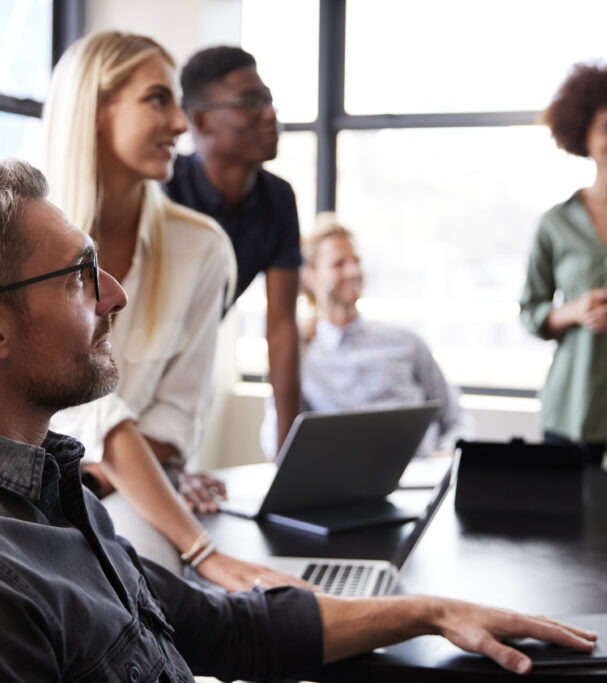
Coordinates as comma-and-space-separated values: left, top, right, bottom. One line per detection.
51, 188, 235, 464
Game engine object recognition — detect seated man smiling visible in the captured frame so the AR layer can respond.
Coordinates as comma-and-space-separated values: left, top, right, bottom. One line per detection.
0, 159, 595, 680
262, 213, 469, 459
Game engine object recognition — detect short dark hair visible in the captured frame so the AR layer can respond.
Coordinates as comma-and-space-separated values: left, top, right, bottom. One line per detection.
0, 159, 47, 307
543, 62, 607, 157
181, 45, 257, 116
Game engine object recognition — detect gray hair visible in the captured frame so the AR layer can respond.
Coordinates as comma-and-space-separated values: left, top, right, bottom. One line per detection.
0, 159, 48, 306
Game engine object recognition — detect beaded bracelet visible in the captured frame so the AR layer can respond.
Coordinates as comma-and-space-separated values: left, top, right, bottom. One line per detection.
181, 530, 211, 562
189, 542, 216, 570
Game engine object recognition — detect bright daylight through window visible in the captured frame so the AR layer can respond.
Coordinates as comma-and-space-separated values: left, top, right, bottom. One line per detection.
0, 0, 51, 163
238, 0, 607, 395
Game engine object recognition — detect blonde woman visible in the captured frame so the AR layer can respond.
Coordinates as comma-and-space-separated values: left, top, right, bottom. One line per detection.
43, 30, 307, 591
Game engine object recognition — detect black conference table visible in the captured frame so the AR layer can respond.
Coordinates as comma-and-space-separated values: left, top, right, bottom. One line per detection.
200, 460, 607, 681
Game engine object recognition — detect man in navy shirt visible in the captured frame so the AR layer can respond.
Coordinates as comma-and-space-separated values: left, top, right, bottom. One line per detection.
0, 158, 597, 680
165, 46, 301, 456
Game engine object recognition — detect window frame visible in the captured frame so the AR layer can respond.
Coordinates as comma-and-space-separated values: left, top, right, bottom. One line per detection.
279, 0, 545, 397
0, 0, 84, 122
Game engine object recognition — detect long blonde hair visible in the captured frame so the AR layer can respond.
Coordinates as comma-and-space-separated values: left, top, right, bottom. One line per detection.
42, 31, 175, 337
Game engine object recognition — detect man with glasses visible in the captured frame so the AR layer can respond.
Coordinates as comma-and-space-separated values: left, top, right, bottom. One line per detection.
0, 159, 598, 679
165, 46, 301, 457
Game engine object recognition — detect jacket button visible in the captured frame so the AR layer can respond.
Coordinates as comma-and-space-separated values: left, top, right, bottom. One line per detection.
127, 664, 142, 682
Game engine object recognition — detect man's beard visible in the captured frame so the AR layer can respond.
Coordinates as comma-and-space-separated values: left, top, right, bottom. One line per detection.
22, 316, 119, 412
25, 352, 119, 413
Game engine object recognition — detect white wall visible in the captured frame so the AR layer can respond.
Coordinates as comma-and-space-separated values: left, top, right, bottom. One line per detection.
85, 0, 242, 65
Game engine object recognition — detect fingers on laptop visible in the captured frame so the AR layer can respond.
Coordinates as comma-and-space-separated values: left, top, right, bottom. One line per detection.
253, 569, 319, 592
197, 553, 317, 592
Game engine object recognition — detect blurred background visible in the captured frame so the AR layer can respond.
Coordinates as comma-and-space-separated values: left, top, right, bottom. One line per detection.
4, 0, 605, 464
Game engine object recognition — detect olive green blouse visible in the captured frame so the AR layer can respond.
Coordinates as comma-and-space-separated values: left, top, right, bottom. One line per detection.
520, 191, 607, 443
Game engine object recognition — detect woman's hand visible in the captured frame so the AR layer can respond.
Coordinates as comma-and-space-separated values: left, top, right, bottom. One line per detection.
178, 471, 227, 513
546, 287, 607, 336
144, 435, 227, 513
577, 288, 607, 333
196, 551, 316, 592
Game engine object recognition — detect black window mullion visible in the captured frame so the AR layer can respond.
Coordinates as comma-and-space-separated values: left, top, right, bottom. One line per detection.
332, 110, 541, 130
52, 0, 85, 67
316, 0, 346, 212
0, 94, 42, 119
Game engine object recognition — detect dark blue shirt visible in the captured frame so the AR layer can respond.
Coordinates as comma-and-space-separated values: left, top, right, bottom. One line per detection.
165, 154, 302, 301
0, 431, 322, 681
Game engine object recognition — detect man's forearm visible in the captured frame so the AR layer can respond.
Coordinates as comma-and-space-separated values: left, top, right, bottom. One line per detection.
318, 595, 435, 663
267, 325, 301, 455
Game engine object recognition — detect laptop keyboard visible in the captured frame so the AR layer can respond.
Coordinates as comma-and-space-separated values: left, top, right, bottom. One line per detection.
302, 561, 384, 596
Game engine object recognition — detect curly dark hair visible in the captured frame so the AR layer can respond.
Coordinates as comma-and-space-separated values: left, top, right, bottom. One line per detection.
180, 46, 256, 117
543, 62, 607, 157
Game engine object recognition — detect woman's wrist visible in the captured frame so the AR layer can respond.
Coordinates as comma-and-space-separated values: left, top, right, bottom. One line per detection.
180, 528, 213, 561
189, 542, 216, 569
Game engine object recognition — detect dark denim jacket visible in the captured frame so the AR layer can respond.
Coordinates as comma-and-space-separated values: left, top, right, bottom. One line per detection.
0, 431, 321, 682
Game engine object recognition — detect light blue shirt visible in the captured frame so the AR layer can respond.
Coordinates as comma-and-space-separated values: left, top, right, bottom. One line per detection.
261, 316, 466, 458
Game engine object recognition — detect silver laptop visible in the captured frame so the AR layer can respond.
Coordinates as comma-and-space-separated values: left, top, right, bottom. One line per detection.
220, 402, 441, 531
267, 465, 452, 597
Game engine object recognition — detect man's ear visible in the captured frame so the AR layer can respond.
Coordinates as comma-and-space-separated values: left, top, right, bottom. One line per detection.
300, 264, 317, 301
191, 109, 209, 135
0, 306, 14, 360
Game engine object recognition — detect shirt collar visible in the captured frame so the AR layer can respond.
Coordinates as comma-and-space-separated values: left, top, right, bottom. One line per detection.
315, 315, 364, 349
188, 155, 226, 215
0, 431, 85, 502
187, 153, 262, 216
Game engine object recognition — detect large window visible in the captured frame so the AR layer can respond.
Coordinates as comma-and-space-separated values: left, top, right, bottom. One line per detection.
345, 0, 607, 115
338, 126, 593, 390
240, 0, 607, 393
0, 0, 83, 164
0, 0, 52, 163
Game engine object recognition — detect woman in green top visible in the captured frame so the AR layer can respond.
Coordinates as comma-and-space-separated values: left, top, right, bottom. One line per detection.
520, 63, 607, 461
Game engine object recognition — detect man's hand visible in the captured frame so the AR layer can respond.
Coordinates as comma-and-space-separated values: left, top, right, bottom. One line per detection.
430, 597, 597, 675
178, 471, 226, 513
196, 551, 316, 592
318, 594, 597, 675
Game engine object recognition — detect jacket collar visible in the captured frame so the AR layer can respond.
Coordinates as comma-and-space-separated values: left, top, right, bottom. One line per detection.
0, 431, 84, 502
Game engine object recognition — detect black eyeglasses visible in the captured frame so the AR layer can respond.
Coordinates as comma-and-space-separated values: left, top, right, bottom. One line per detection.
200, 90, 275, 118
0, 252, 100, 301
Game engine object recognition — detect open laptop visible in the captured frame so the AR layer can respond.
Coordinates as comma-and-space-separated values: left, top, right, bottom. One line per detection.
219, 402, 441, 533
267, 464, 453, 597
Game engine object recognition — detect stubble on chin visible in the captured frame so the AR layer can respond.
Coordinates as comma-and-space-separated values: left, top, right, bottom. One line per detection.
26, 347, 120, 413
20, 312, 121, 412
